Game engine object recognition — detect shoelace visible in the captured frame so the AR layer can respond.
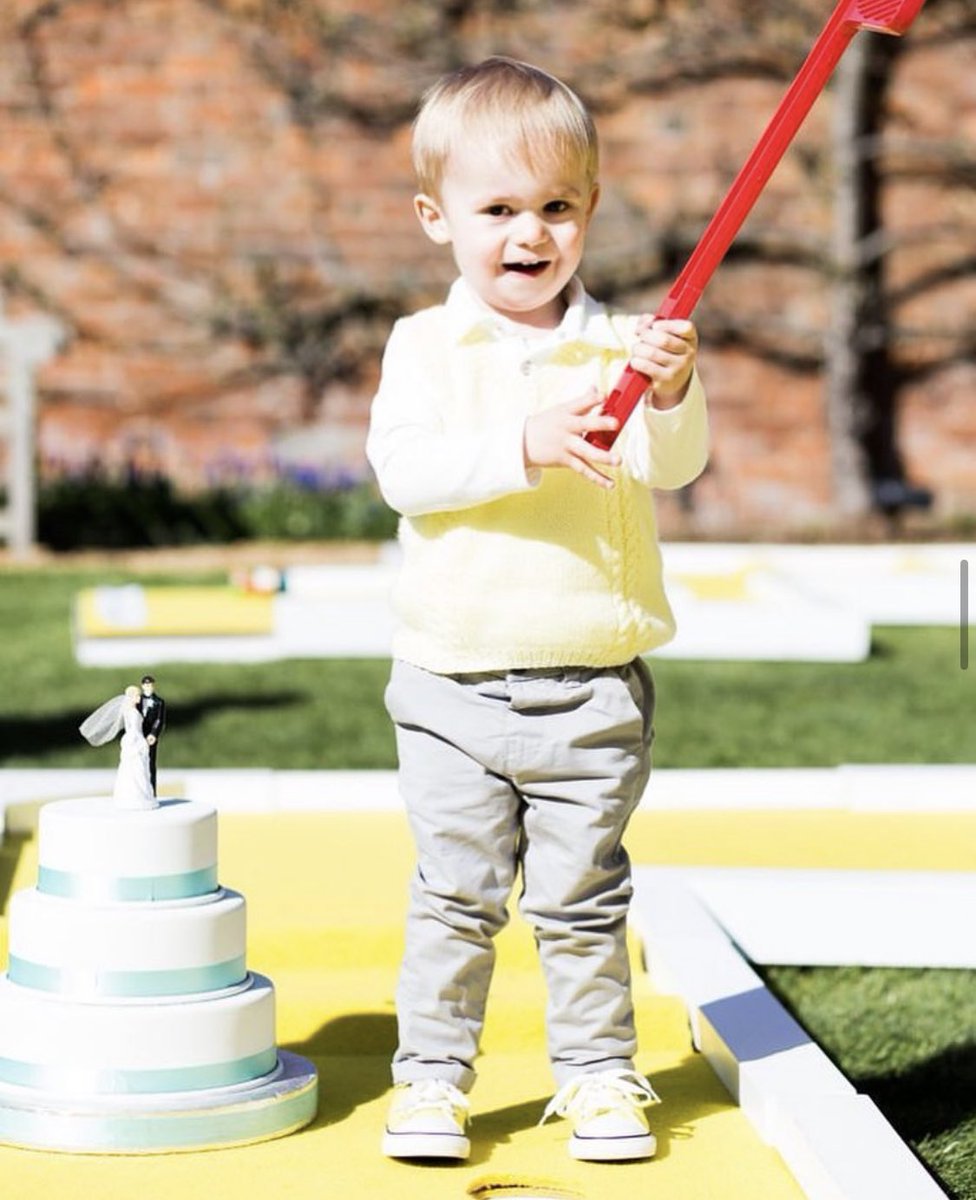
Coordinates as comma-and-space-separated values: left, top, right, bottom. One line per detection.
539, 1069, 661, 1126
401, 1078, 471, 1117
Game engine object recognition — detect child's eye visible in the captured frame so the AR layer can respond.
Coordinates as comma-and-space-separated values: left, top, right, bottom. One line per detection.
544, 200, 571, 214
484, 204, 511, 217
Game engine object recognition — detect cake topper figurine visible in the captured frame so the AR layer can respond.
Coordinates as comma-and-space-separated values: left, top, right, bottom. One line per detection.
79, 684, 158, 810
138, 674, 166, 795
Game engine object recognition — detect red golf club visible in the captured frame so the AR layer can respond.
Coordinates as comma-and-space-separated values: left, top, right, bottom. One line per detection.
586, 0, 928, 451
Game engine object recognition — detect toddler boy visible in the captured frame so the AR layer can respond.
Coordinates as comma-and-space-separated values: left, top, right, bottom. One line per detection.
367, 56, 708, 1163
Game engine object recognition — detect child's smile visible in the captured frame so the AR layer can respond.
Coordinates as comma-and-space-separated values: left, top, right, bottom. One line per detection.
503, 259, 549, 275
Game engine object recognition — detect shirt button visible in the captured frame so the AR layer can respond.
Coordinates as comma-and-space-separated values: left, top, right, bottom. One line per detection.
520, 360, 532, 375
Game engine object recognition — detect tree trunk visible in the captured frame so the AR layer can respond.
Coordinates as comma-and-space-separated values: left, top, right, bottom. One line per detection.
825, 38, 875, 517
825, 35, 907, 519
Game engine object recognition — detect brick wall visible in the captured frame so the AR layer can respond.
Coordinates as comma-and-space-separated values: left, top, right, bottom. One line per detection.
1, 0, 972, 535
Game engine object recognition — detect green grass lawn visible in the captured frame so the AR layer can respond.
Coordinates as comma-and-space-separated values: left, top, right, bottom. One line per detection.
1, 564, 974, 1195
0, 567, 972, 770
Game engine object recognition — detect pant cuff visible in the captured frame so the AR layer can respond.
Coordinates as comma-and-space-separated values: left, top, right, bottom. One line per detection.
551, 1056, 636, 1088
391, 1060, 476, 1093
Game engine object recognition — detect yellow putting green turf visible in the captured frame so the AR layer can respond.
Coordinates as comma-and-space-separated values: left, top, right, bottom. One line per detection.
626, 807, 976, 871
11, 803, 969, 1199
75, 586, 274, 638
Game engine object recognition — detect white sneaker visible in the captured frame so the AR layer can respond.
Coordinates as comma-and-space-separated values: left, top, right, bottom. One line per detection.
540, 1069, 661, 1161
382, 1079, 471, 1160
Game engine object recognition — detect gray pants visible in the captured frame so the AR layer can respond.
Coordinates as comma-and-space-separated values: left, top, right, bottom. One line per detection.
385, 656, 655, 1092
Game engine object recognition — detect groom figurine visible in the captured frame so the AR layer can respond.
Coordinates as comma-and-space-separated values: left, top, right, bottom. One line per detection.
139, 675, 166, 795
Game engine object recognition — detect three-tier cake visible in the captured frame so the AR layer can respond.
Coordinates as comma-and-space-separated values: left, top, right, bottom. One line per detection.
0, 796, 318, 1153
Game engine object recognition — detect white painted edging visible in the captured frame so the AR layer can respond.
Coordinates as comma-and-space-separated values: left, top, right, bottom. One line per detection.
4, 763, 976, 823
632, 869, 952, 1200
658, 866, 976, 969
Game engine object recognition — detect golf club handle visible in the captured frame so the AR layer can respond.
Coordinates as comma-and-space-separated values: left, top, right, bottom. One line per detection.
584, 281, 702, 452
586, 365, 654, 452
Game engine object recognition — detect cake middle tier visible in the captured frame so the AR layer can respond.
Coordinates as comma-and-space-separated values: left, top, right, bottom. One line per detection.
0, 974, 278, 1097
6, 888, 247, 999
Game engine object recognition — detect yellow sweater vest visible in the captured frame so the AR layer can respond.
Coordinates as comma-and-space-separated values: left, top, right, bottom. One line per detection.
370, 292, 709, 672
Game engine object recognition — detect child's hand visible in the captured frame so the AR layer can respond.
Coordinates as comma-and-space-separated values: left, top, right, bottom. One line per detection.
524, 388, 621, 489
631, 317, 698, 407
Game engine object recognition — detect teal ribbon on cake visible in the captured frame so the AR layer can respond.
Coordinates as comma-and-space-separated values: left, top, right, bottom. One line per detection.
7, 955, 248, 998
0, 1047, 279, 1095
37, 864, 218, 902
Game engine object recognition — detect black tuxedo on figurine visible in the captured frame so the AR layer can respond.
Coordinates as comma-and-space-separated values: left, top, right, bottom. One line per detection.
138, 677, 166, 795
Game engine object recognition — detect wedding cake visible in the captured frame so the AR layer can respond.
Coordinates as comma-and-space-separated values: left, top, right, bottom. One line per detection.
0, 796, 318, 1153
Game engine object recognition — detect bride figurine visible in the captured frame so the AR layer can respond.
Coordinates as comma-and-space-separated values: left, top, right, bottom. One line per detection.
79, 685, 158, 810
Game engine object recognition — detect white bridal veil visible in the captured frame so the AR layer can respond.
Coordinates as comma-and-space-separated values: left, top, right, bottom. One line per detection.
78, 695, 127, 746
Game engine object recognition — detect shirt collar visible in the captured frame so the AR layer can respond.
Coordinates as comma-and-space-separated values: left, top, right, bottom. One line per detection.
444, 276, 618, 349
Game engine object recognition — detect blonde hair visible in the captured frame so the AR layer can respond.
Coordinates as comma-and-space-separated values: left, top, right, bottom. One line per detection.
412, 57, 598, 198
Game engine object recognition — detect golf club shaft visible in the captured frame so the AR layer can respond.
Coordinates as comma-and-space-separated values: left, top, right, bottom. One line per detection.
587, 0, 914, 450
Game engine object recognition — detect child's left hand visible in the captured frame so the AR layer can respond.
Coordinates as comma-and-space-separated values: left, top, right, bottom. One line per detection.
630, 317, 698, 408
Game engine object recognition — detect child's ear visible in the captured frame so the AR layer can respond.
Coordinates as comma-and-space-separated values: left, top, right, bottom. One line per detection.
586, 182, 601, 222
414, 194, 452, 245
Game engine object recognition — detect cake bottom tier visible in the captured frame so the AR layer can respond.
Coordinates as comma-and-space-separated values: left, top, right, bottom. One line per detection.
0, 973, 276, 1097
0, 1050, 318, 1154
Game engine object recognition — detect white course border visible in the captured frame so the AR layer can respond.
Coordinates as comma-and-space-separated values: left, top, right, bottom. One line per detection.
631, 867, 961, 1200
4, 762, 976, 827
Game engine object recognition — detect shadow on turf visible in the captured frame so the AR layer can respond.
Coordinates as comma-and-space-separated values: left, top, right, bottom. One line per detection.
471, 1060, 726, 1166
0, 832, 30, 916
285, 1016, 725, 1165
285, 1012, 397, 1131
855, 1040, 976, 1143
0, 690, 305, 762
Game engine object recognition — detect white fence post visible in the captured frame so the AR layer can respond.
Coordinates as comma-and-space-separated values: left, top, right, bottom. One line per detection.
0, 295, 64, 556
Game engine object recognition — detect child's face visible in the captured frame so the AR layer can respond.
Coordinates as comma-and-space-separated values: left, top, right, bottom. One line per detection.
415, 142, 599, 330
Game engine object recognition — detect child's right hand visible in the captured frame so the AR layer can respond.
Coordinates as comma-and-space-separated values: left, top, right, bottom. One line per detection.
523, 388, 621, 489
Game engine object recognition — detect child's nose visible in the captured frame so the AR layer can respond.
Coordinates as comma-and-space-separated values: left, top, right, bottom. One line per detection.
513, 212, 548, 246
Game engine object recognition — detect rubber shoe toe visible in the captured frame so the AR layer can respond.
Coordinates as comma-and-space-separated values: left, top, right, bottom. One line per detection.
382, 1080, 470, 1160
540, 1069, 660, 1162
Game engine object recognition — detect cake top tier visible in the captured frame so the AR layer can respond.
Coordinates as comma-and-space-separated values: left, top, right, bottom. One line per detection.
38, 797, 218, 903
